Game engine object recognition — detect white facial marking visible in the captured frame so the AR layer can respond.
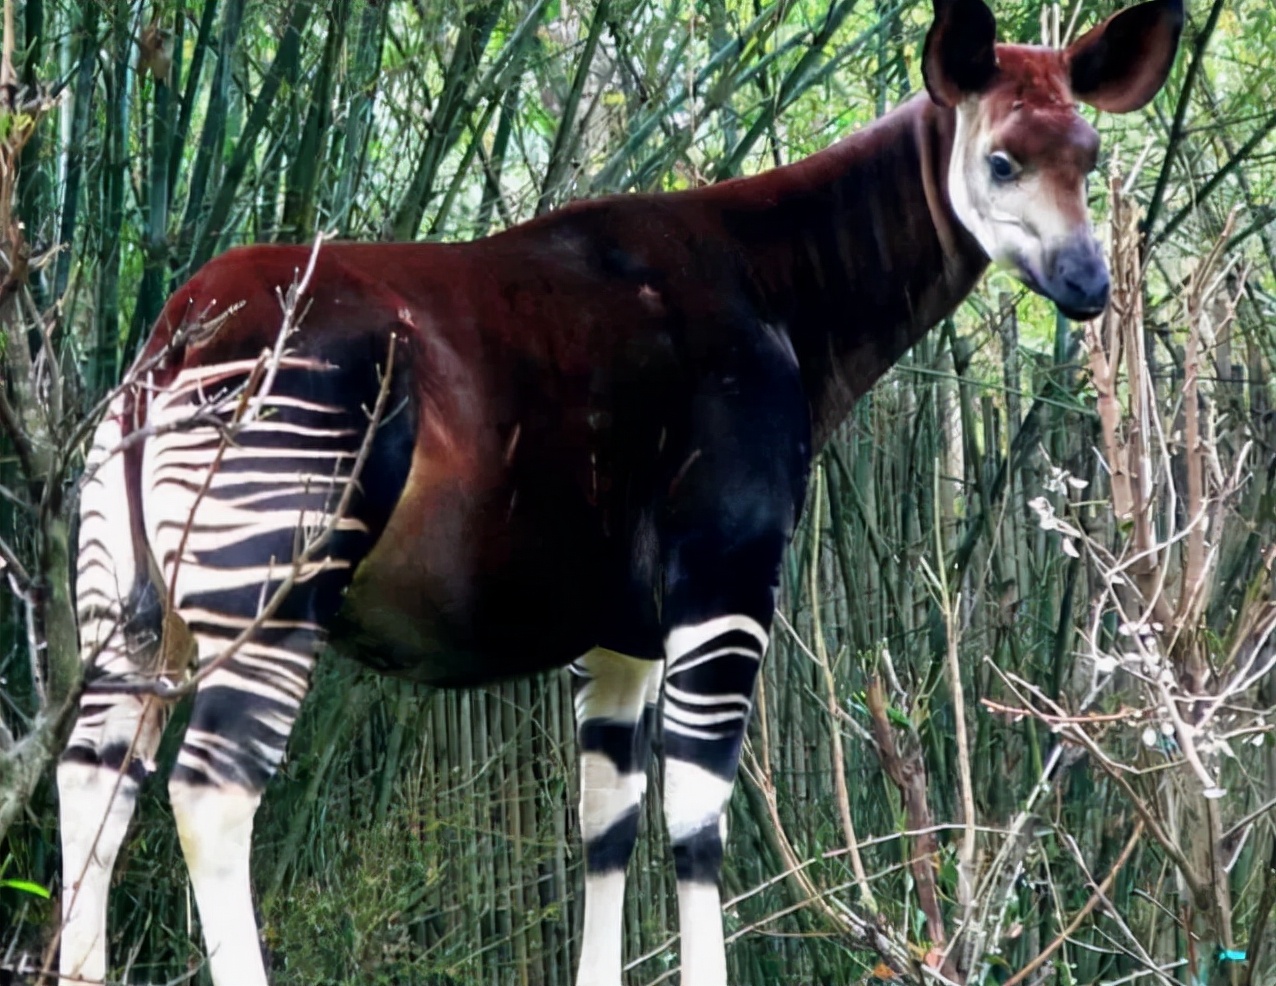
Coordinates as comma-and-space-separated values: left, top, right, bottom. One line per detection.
947, 97, 1091, 291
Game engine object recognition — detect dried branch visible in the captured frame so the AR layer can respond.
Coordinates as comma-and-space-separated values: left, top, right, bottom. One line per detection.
916, 533, 975, 971
1001, 820, 1145, 986
988, 662, 1209, 905
734, 676, 958, 986
1087, 175, 1134, 520
864, 677, 945, 957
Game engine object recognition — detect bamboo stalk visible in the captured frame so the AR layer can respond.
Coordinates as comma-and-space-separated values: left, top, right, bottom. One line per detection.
807, 464, 876, 913
1002, 820, 1145, 986
175, 0, 245, 272
389, 0, 505, 240
536, 0, 612, 214
280, 0, 348, 240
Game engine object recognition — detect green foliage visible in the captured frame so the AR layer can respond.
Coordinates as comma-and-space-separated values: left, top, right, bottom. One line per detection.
263, 806, 464, 986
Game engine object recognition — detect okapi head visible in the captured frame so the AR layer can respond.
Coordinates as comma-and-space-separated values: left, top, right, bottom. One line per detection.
924, 0, 1183, 319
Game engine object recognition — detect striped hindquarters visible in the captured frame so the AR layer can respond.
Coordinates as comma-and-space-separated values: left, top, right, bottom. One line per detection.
142, 355, 382, 788
75, 395, 151, 675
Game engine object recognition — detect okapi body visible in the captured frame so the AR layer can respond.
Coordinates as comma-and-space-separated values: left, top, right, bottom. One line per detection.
58, 1, 1182, 983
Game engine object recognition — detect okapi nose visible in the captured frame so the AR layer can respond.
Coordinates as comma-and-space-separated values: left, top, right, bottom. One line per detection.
1046, 237, 1110, 320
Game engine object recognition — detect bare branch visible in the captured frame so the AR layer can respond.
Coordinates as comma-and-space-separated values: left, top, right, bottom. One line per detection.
1002, 820, 1146, 986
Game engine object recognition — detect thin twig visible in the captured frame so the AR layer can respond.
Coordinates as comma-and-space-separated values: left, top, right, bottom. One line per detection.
1001, 820, 1145, 986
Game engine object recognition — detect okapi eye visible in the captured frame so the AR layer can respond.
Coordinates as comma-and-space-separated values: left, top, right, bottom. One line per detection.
988, 151, 1021, 183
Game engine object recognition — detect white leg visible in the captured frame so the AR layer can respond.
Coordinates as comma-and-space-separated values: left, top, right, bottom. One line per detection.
57, 754, 144, 986
578, 870, 627, 983
58, 693, 165, 985
675, 884, 729, 985
169, 780, 268, 986
60, 399, 165, 986
162, 649, 317, 986
664, 759, 734, 985
573, 648, 663, 986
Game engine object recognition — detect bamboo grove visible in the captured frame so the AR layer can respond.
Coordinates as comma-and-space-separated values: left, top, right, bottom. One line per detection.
1, 0, 1276, 983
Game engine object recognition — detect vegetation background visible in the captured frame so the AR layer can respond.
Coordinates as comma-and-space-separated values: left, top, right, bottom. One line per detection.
0, 0, 1275, 983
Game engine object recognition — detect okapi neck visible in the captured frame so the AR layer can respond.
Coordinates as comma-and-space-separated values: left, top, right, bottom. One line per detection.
709, 94, 989, 447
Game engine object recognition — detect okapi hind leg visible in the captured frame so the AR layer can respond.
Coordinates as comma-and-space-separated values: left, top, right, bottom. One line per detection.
143, 351, 410, 986
570, 648, 663, 986
58, 401, 169, 986
166, 636, 323, 986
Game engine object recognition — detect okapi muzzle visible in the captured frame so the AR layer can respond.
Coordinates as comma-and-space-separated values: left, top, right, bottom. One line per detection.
1035, 231, 1111, 321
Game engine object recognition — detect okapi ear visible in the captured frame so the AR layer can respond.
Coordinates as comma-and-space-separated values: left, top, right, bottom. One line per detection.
1067, 0, 1184, 113
923, 0, 999, 108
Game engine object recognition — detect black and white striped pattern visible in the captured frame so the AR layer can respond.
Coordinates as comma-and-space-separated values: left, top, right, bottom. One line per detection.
663, 616, 765, 749
661, 615, 769, 986
60, 398, 169, 986
74, 397, 145, 677
142, 357, 366, 790
64, 395, 163, 768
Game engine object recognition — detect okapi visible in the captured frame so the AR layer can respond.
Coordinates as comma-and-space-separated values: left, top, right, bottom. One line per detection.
57, 0, 1182, 983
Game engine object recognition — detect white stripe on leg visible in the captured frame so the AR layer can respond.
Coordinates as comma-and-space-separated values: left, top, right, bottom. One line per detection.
664, 758, 735, 986
59, 690, 165, 986
579, 750, 648, 843
663, 758, 732, 846
169, 781, 268, 986
661, 615, 767, 986
576, 752, 647, 986
577, 870, 627, 986
665, 615, 768, 667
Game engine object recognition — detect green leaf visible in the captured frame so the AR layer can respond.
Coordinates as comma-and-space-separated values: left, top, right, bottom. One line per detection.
0, 878, 52, 899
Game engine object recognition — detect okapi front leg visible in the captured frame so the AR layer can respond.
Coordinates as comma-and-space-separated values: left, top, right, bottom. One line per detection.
572, 648, 663, 986
655, 312, 808, 985
662, 615, 767, 986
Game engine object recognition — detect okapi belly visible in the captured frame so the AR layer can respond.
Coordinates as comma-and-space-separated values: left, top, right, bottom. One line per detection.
331, 468, 609, 686
332, 562, 599, 687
